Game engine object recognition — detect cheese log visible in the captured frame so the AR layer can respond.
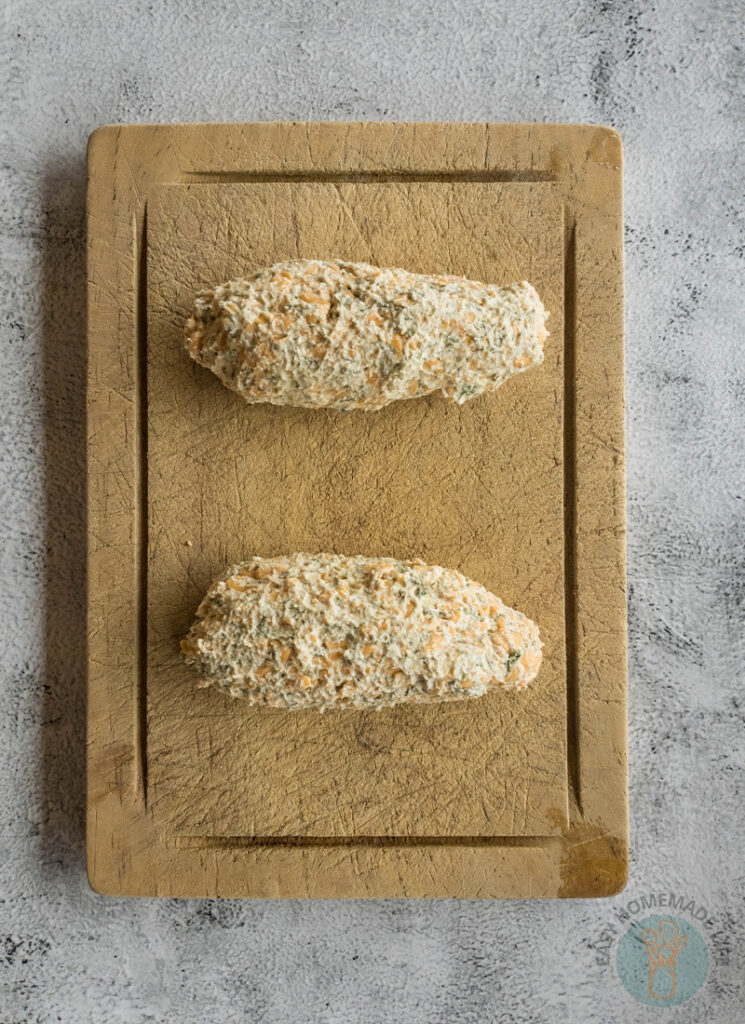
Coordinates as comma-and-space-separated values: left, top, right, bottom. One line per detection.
185, 259, 548, 410
181, 553, 543, 710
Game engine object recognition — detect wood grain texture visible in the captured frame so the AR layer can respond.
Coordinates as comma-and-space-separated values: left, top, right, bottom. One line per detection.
87, 121, 627, 897
147, 181, 566, 838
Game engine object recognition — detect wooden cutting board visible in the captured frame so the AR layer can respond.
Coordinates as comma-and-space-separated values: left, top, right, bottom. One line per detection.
87, 122, 627, 897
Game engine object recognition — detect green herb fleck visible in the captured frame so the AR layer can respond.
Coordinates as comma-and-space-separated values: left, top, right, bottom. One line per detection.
505, 650, 521, 673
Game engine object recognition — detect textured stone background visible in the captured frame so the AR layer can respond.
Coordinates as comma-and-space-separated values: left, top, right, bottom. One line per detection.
1, 0, 744, 1021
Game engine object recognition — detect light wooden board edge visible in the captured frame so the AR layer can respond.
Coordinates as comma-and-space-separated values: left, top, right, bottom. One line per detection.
86, 121, 627, 898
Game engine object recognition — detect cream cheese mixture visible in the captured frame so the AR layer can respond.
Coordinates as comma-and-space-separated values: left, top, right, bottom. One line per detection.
181, 553, 543, 710
185, 259, 548, 410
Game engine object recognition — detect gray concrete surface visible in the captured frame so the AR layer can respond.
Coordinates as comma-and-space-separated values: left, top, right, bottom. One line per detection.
1, 0, 744, 1021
